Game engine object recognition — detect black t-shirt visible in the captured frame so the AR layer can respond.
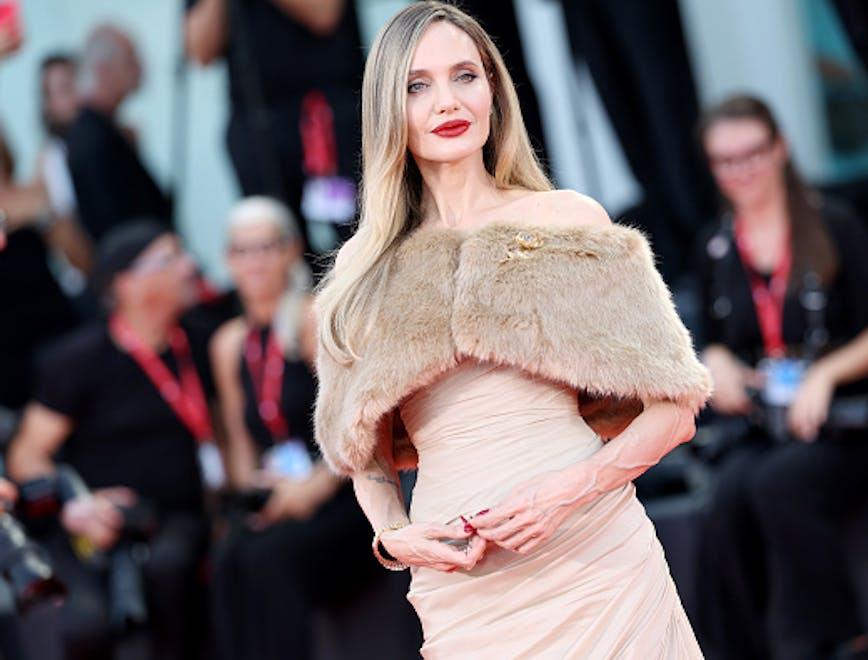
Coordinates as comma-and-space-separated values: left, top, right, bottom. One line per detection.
694, 198, 868, 396
0, 228, 78, 409
185, 0, 364, 108
65, 107, 172, 241
34, 322, 209, 515
239, 326, 318, 457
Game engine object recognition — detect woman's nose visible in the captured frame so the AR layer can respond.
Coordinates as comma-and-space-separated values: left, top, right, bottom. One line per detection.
433, 81, 460, 114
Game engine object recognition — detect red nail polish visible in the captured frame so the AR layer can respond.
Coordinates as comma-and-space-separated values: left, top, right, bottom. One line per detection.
475, 508, 490, 516
464, 524, 475, 533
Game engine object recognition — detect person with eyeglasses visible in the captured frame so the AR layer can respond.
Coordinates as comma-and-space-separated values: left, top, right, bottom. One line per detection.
7, 220, 215, 660
693, 95, 868, 659
208, 197, 381, 660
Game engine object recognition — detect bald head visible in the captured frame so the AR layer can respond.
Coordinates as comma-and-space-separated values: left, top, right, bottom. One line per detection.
78, 24, 142, 112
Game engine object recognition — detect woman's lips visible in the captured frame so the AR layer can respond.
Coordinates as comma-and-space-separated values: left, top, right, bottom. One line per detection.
432, 120, 470, 137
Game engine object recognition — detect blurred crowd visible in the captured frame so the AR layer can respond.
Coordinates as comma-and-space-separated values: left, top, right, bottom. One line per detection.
0, 1, 867, 660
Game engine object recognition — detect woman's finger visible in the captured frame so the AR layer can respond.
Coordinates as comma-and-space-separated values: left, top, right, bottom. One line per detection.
462, 536, 487, 567
471, 503, 519, 530
515, 535, 545, 555
501, 524, 544, 551
427, 523, 473, 540
476, 512, 530, 542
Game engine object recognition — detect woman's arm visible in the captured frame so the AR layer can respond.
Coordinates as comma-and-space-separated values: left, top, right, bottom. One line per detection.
701, 343, 761, 415
472, 400, 696, 555
807, 328, 868, 389
788, 328, 868, 440
269, 0, 345, 36
210, 318, 259, 489
351, 448, 409, 534
184, 0, 228, 66
350, 443, 486, 573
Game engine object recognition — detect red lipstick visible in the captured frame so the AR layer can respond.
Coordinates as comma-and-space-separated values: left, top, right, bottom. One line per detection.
432, 119, 470, 138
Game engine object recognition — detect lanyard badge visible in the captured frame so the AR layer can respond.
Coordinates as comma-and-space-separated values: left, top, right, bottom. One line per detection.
299, 90, 357, 252
733, 218, 792, 358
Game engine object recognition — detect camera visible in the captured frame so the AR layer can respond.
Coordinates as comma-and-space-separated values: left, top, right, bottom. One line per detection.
20, 466, 158, 631
0, 512, 64, 612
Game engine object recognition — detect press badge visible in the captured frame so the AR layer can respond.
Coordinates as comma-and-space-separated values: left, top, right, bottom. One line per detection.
759, 358, 808, 407
301, 176, 356, 225
263, 439, 314, 480
198, 442, 226, 490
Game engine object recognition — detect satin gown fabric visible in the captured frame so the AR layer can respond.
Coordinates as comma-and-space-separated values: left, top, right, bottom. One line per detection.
400, 359, 703, 659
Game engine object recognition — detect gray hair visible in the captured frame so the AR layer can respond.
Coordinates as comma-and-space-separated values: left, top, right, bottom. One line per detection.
77, 25, 125, 96
227, 196, 311, 357
226, 195, 301, 241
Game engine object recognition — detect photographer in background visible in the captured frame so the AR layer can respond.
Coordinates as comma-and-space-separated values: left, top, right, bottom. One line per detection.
693, 95, 868, 660
8, 221, 212, 660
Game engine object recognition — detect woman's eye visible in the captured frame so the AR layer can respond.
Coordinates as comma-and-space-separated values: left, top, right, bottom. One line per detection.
456, 72, 477, 83
408, 81, 427, 94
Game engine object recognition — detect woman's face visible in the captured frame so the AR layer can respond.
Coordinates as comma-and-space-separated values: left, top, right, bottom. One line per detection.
405, 21, 493, 166
226, 222, 297, 304
43, 63, 79, 132
703, 118, 787, 210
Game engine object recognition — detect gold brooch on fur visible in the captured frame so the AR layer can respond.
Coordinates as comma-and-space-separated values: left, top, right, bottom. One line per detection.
501, 230, 544, 263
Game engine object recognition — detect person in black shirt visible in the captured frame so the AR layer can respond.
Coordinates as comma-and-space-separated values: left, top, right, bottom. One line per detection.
209, 197, 377, 660
65, 26, 172, 242
184, 0, 364, 266
0, 128, 78, 415
8, 221, 211, 660
693, 95, 868, 660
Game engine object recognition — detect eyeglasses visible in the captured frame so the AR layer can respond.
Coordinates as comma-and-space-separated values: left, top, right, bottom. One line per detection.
227, 238, 289, 258
707, 139, 775, 174
131, 247, 186, 275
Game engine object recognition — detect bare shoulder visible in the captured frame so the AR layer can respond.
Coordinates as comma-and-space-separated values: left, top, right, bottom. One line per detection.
210, 316, 247, 366
519, 189, 611, 230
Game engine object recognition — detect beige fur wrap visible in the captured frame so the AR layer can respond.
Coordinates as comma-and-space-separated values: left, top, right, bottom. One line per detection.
313, 222, 713, 475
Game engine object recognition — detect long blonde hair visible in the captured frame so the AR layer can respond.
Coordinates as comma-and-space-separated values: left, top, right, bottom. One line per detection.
316, 1, 551, 365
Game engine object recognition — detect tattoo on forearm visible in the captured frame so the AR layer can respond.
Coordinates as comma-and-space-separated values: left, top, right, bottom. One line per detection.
366, 474, 398, 488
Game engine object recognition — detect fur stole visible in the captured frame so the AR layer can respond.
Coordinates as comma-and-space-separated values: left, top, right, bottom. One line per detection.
314, 222, 713, 475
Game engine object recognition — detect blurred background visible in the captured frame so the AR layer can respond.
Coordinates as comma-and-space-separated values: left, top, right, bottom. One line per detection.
3, 0, 867, 283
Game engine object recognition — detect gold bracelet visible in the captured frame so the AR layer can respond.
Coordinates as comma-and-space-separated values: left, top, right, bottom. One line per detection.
372, 521, 410, 571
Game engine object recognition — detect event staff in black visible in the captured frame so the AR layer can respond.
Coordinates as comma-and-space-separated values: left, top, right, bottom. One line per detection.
184, 0, 364, 265
8, 221, 213, 660
693, 95, 868, 660
208, 197, 377, 660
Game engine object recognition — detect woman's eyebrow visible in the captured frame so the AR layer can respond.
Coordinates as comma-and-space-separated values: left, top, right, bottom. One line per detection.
408, 60, 480, 77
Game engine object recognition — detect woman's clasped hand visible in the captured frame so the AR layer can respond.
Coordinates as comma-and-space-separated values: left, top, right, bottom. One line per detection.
383, 464, 593, 572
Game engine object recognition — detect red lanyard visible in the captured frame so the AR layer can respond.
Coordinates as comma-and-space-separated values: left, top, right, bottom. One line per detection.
300, 90, 337, 178
733, 218, 792, 358
109, 315, 213, 443
243, 326, 289, 440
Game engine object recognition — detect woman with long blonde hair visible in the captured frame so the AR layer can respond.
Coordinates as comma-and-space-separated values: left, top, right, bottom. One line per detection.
314, 2, 712, 656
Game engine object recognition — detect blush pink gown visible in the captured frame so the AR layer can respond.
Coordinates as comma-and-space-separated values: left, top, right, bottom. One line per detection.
399, 359, 703, 659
